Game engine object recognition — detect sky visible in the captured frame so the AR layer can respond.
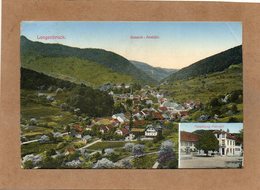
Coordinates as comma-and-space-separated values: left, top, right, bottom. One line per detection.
21, 21, 242, 69
180, 123, 243, 133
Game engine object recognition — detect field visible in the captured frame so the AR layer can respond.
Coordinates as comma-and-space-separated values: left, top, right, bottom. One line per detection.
88, 141, 126, 150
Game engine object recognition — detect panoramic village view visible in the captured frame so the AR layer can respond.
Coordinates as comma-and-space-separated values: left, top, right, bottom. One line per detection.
20, 22, 243, 169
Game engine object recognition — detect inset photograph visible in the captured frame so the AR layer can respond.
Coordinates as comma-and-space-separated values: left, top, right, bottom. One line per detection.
179, 123, 243, 168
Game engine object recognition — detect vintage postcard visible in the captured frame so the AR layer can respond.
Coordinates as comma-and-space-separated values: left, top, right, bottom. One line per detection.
20, 21, 242, 169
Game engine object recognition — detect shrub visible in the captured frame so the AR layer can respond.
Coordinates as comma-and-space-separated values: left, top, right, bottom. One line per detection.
124, 143, 135, 152
93, 158, 115, 169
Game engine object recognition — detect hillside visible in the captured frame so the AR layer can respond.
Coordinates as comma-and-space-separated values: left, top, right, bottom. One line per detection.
20, 36, 157, 85
21, 56, 135, 87
131, 60, 177, 82
166, 45, 242, 81
161, 64, 243, 104
21, 68, 114, 117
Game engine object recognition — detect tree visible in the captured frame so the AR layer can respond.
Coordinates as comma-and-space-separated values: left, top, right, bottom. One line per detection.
231, 104, 238, 113
67, 85, 114, 117
65, 125, 71, 133
228, 117, 239, 122
126, 99, 133, 109
122, 160, 132, 169
132, 144, 145, 157
23, 160, 34, 169
124, 143, 135, 152
129, 111, 134, 130
41, 156, 64, 169
46, 149, 56, 157
195, 131, 219, 156
113, 102, 126, 113
209, 97, 221, 107
158, 140, 177, 168
229, 90, 243, 103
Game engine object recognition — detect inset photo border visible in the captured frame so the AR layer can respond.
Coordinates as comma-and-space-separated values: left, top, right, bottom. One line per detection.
179, 123, 243, 169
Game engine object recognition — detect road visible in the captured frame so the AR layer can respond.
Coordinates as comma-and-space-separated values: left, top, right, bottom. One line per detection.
179, 155, 243, 168
78, 139, 102, 150
21, 132, 69, 145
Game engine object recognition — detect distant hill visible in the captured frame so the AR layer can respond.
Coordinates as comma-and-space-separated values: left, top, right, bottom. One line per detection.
20, 36, 157, 86
166, 45, 242, 81
131, 60, 178, 82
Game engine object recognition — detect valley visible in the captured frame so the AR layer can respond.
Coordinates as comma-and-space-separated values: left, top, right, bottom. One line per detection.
20, 38, 243, 169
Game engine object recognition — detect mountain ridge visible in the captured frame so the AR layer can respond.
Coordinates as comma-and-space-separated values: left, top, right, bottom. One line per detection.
166, 45, 242, 82
20, 36, 157, 85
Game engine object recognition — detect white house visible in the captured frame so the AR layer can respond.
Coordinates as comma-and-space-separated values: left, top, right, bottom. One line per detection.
112, 113, 128, 124
180, 131, 199, 153
145, 125, 162, 137
145, 125, 158, 137
125, 133, 135, 141
213, 130, 242, 156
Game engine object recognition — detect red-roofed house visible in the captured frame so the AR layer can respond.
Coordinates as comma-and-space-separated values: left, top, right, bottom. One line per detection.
180, 131, 200, 153
115, 128, 130, 136
152, 112, 164, 120
159, 106, 168, 112
99, 125, 113, 134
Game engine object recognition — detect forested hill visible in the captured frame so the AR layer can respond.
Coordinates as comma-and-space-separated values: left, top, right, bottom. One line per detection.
20, 36, 157, 85
131, 60, 178, 82
21, 68, 114, 117
166, 45, 242, 81
21, 67, 76, 90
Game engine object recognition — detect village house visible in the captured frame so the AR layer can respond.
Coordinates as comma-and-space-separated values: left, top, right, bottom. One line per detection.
112, 113, 128, 124
159, 97, 167, 104
82, 135, 92, 144
99, 125, 113, 134
71, 124, 84, 138
152, 111, 164, 120
213, 130, 243, 156
115, 128, 130, 136
133, 119, 146, 128
125, 133, 135, 141
145, 99, 153, 105
180, 131, 199, 153
161, 101, 185, 113
144, 124, 162, 137
159, 106, 168, 112
133, 112, 142, 121
65, 146, 76, 156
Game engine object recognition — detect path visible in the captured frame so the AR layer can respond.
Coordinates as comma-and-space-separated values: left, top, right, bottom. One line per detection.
152, 161, 159, 169
79, 139, 102, 150
21, 139, 39, 145
21, 132, 69, 145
